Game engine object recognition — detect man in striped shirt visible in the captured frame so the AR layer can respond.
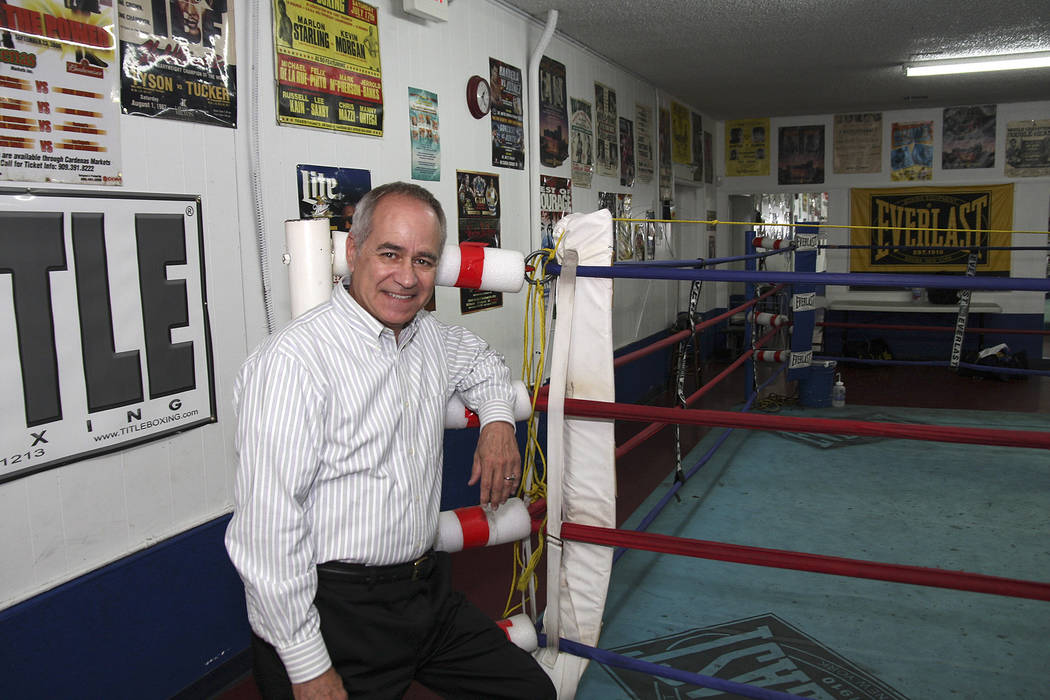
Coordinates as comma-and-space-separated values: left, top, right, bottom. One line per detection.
226, 182, 555, 699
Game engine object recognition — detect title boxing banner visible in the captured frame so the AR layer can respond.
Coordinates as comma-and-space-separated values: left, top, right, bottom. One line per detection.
0, 190, 216, 484
849, 184, 1014, 274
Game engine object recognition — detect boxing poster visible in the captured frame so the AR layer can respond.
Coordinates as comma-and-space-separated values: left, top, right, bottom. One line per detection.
619, 117, 634, 188
670, 101, 690, 165
833, 113, 881, 174
849, 184, 1014, 274
456, 170, 502, 313
0, 189, 216, 484
539, 174, 571, 250
274, 0, 383, 137
658, 107, 671, 199
890, 120, 933, 181
725, 118, 769, 177
594, 82, 617, 178
690, 112, 703, 181
408, 87, 439, 181
538, 56, 567, 167
0, 1, 123, 185
569, 97, 593, 189
778, 125, 825, 185
1004, 119, 1050, 178
943, 106, 995, 170
634, 103, 653, 183
119, 0, 237, 127
703, 131, 713, 184
489, 58, 524, 170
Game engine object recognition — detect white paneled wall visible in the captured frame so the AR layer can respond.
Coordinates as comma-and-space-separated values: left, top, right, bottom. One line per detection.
0, 0, 708, 608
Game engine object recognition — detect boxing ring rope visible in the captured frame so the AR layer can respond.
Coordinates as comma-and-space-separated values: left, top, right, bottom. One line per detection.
540, 396, 1050, 450
561, 523, 1050, 602
535, 213, 1050, 698
614, 325, 783, 459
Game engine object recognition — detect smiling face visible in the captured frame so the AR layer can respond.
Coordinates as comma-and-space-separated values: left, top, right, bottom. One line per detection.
345, 193, 441, 338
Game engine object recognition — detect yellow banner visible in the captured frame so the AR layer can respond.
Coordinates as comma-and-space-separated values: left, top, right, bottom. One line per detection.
725, 118, 769, 176
670, 102, 690, 165
849, 184, 1014, 273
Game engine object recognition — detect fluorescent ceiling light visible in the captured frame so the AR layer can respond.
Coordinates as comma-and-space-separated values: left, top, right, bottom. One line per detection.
905, 51, 1050, 76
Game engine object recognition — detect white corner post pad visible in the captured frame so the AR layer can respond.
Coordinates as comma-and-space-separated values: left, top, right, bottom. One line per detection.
435, 245, 526, 292
443, 380, 532, 429
285, 218, 335, 319
536, 210, 616, 700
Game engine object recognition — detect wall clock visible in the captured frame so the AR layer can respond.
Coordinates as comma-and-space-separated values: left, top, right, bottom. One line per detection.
466, 75, 491, 119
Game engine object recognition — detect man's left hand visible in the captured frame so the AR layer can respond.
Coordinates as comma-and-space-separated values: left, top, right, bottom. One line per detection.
469, 421, 520, 508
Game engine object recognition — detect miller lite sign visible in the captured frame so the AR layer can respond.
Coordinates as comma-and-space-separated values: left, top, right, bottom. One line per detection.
0, 190, 216, 483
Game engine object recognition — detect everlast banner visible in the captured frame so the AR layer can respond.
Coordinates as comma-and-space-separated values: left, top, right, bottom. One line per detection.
0, 190, 216, 483
849, 185, 1013, 274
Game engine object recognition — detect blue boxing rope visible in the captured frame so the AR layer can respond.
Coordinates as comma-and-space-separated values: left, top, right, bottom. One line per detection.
613, 363, 788, 565
545, 263, 1050, 292
537, 634, 808, 700
817, 355, 1050, 377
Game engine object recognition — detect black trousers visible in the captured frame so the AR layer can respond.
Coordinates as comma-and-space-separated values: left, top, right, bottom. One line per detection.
251, 552, 556, 700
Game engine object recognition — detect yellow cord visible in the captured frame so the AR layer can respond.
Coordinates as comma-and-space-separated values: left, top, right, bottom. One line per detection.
503, 233, 564, 619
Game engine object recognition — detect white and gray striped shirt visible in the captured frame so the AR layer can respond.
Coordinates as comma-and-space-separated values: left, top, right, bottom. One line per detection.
225, 285, 514, 683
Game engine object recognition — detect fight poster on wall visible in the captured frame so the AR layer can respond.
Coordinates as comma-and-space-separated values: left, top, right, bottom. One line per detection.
658, 107, 671, 199
619, 117, 634, 187
1005, 119, 1050, 177
456, 170, 502, 313
538, 56, 567, 167
833, 113, 881, 174
569, 97, 593, 189
0, 189, 216, 484
274, 0, 383, 136
890, 121, 933, 181
690, 111, 703, 181
778, 124, 825, 185
0, 1, 123, 185
408, 87, 439, 181
489, 58, 524, 170
849, 184, 1014, 274
670, 101, 690, 165
119, 0, 237, 127
594, 82, 617, 178
635, 103, 653, 183
539, 174, 571, 250
942, 105, 994, 170
725, 118, 769, 176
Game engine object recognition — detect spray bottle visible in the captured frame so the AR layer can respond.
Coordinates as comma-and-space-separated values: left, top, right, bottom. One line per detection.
832, 373, 846, 408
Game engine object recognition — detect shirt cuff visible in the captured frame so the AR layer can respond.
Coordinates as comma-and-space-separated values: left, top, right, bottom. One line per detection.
277, 632, 332, 685
477, 400, 516, 431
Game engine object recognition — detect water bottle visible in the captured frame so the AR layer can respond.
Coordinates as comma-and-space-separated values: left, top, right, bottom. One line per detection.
832, 375, 846, 408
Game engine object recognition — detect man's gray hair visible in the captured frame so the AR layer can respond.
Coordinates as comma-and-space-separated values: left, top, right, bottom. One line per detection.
350, 182, 447, 248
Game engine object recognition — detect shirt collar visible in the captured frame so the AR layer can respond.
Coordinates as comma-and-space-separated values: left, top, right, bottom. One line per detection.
333, 281, 422, 346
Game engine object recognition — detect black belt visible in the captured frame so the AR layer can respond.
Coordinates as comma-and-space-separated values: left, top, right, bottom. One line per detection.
317, 552, 435, 585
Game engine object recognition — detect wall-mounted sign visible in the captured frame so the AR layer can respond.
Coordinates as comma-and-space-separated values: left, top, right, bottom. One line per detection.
0, 190, 216, 483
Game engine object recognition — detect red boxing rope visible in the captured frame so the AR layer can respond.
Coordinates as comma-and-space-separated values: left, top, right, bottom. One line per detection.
614, 285, 784, 368
539, 398, 1050, 451
560, 522, 1050, 602
614, 326, 780, 459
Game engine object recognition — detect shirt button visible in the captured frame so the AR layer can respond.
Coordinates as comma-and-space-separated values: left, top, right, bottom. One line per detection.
409, 448, 415, 456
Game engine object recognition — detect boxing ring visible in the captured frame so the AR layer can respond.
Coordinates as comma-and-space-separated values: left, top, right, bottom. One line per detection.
529, 212, 1050, 699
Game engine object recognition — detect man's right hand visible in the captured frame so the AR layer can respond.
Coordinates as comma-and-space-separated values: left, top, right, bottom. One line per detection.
293, 667, 348, 700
